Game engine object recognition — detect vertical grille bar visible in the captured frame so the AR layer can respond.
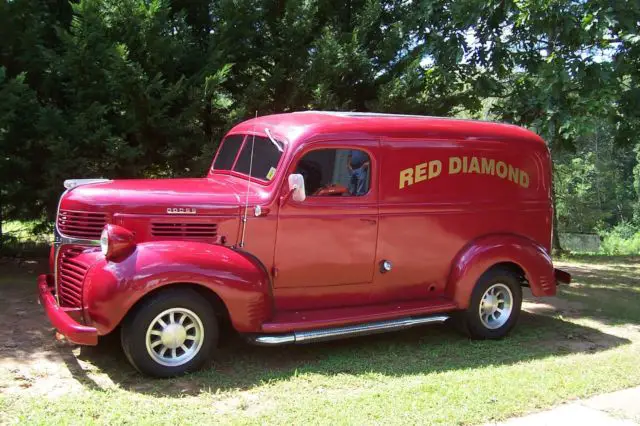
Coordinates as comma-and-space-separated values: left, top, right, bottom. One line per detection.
57, 246, 89, 308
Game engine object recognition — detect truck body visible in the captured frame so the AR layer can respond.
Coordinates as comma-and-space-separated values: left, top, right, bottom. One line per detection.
38, 112, 570, 376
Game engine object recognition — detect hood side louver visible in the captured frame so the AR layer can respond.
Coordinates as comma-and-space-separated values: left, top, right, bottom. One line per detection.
151, 221, 218, 239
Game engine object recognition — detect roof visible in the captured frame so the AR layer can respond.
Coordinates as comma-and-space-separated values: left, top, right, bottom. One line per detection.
227, 111, 546, 150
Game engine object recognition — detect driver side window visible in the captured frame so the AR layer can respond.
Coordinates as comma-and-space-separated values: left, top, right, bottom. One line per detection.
295, 148, 371, 197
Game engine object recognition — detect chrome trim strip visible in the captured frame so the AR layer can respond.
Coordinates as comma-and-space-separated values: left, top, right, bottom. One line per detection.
56, 233, 101, 246
53, 183, 101, 305
249, 314, 450, 346
53, 186, 71, 305
295, 111, 463, 120
54, 187, 71, 240
53, 239, 61, 305
251, 335, 296, 345
64, 178, 111, 190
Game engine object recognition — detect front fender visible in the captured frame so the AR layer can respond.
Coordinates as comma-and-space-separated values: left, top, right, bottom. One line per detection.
445, 234, 556, 309
82, 241, 271, 335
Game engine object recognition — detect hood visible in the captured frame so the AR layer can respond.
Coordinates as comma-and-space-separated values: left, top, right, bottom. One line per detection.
60, 177, 256, 216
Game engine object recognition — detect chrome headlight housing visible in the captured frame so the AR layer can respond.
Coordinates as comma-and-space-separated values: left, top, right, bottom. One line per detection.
100, 228, 109, 256
100, 225, 136, 260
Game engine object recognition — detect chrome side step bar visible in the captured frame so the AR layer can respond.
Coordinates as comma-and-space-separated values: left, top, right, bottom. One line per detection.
249, 314, 450, 346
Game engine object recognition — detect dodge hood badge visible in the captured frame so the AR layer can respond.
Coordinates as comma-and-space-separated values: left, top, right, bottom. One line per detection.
166, 207, 197, 215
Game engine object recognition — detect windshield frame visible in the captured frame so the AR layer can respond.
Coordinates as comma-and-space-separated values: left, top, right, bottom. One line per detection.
209, 131, 287, 186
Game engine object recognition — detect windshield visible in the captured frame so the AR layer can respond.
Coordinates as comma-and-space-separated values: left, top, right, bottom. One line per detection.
212, 134, 283, 181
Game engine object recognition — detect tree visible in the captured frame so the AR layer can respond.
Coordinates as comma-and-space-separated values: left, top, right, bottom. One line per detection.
473, 0, 636, 252
0, 0, 232, 226
1, 0, 639, 245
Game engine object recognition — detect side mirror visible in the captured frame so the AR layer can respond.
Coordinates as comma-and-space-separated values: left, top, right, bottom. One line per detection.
288, 173, 306, 202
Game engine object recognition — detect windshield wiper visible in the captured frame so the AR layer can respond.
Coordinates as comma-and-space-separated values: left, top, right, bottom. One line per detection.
264, 128, 284, 152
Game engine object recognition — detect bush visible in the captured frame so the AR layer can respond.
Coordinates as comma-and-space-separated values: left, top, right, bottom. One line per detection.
0, 221, 51, 257
599, 222, 640, 255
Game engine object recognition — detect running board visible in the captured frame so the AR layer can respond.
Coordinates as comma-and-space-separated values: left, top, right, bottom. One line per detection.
248, 314, 450, 346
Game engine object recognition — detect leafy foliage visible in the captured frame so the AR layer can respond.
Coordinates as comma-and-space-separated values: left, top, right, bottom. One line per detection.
0, 0, 639, 251
600, 222, 640, 255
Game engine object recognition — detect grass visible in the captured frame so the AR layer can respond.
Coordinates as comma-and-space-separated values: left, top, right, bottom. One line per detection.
557, 255, 640, 324
1, 220, 51, 257
1, 257, 639, 425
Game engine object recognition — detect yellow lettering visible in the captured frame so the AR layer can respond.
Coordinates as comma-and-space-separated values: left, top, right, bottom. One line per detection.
508, 164, 519, 183
402, 157, 529, 190
468, 157, 480, 174
415, 162, 428, 183
481, 158, 495, 175
399, 167, 414, 189
449, 157, 462, 174
429, 160, 442, 179
496, 161, 508, 178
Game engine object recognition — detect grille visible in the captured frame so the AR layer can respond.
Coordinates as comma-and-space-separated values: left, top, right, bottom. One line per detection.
151, 222, 218, 239
57, 246, 89, 308
58, 210, 108, 240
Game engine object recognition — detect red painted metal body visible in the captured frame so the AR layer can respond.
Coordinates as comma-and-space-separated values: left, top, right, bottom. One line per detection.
39, 112, 568, 344
38, 274, 98, 345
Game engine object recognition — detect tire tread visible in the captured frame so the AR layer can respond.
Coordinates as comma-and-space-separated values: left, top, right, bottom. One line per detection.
462, 267, 523, 339
120, 288, 218, 377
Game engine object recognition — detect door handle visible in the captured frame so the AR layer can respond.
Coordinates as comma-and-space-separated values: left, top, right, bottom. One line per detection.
360, 218, 377, 225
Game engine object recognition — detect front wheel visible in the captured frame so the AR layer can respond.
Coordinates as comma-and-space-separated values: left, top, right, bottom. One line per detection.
462, 268, 523, 339
121, 288, 218, 377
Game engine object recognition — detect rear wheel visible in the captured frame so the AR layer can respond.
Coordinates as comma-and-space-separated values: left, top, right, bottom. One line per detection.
462, 268, 522, 339
121, 288, 218, 377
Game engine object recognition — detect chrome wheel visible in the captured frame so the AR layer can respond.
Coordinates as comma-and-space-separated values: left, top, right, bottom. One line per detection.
145, 308, 204, 367
478, 283, 513, 330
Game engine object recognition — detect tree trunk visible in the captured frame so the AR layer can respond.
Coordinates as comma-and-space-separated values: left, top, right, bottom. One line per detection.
550, 155, 563, 255
0, 189, 3, 250
552, 190, 563, 255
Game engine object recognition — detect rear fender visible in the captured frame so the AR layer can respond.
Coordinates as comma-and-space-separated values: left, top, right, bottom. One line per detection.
446, 234, 556, 309
82, 241, 271, 335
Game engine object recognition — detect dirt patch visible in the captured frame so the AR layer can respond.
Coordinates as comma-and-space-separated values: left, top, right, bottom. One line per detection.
1, 263, 61, 394
522, 293, 585, 317
0, 259, 121, 396
534, 329, 626, 354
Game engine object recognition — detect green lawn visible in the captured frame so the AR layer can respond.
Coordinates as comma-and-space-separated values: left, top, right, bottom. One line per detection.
1, 257, 639, 425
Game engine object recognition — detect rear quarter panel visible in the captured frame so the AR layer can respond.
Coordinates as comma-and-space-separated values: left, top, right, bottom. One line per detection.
373, 136, 552, 303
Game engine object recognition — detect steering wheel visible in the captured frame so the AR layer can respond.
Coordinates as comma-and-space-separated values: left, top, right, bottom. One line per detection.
313, 184, 349, 196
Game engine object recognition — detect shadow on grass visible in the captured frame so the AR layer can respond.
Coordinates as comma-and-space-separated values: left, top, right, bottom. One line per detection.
73, 310, 631, 397
1, 257, 636, 399
558, 263, 640, 326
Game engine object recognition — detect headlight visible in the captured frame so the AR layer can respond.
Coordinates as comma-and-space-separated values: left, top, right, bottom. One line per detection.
100, 228, 109, 256
100, 225, 136, 260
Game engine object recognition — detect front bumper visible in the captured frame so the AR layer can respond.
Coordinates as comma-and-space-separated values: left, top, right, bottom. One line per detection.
37, 273, 98, 345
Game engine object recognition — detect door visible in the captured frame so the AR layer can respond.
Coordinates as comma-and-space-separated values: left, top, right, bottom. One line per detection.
273, 143, 379, 310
